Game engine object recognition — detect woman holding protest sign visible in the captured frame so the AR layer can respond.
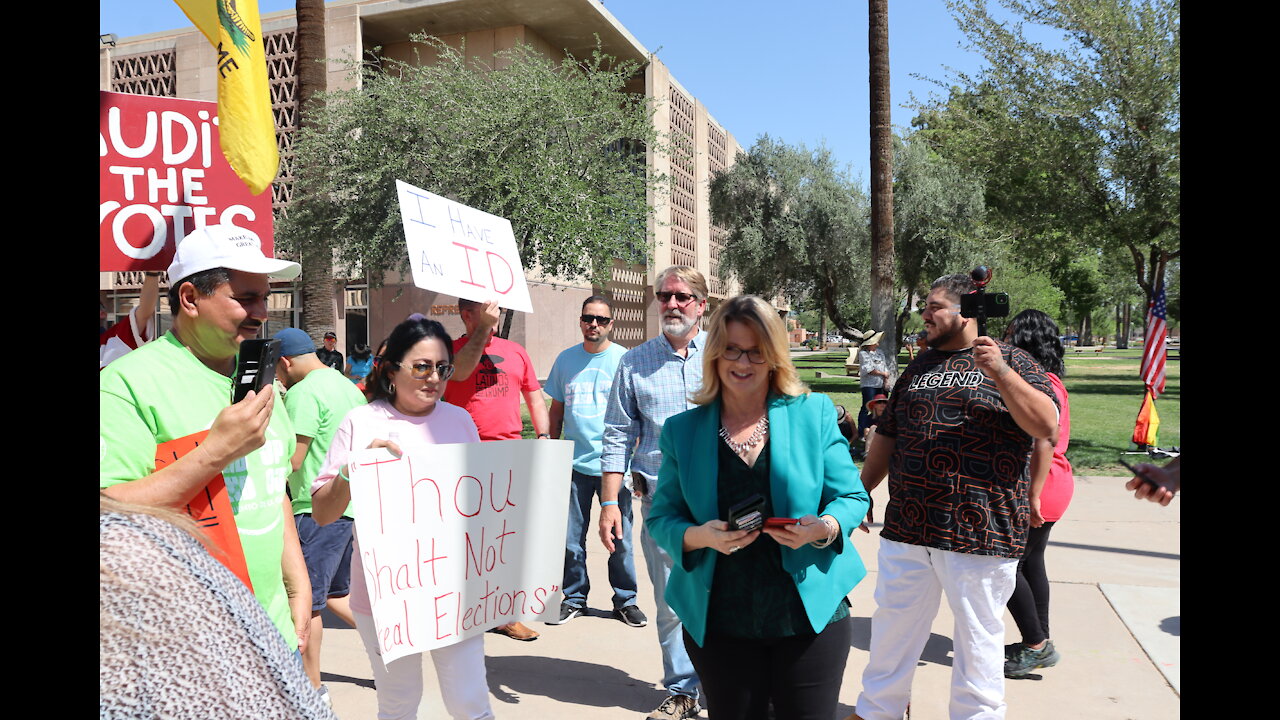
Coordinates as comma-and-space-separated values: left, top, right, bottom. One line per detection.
645, 295, 870, 719
311, 316, 494, 720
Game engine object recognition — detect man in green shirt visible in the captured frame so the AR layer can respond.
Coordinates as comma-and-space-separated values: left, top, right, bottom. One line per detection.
272, 326, 367, 697
99, 224, 310, 654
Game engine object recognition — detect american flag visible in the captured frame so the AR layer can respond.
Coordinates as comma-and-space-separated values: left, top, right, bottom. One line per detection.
1140, 285, 1167, 396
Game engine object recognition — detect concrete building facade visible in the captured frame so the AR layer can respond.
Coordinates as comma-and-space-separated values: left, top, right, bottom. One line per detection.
100, 0, 744, 373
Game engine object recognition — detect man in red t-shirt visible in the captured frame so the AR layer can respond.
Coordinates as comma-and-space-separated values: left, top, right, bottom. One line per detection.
444, 297, 551, 641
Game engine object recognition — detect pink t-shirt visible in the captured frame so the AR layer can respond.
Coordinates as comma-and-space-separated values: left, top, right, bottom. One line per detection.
1039, 373, 1074, 522
310, 399, 481, 614
443, 335, 542, 441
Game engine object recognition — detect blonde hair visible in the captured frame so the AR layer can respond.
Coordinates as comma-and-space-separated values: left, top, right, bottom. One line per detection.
692, 295, 808, 405
654, 265, 709, 300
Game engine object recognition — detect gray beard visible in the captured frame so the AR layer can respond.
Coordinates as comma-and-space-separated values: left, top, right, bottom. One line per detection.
662, 315, 697, 338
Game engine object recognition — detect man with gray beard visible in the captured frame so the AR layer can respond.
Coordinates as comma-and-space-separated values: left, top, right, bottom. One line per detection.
600, 266, 709, 719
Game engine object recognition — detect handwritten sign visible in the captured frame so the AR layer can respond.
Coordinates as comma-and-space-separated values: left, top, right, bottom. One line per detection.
348, 439, 571, 665
99, 91, 275, 272
394, 179, 534, 313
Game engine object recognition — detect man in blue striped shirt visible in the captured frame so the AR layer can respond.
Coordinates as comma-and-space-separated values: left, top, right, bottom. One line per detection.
599, 266, 708, 720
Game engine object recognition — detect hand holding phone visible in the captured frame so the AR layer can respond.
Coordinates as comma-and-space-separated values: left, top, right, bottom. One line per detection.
1117, 457, 1160, 488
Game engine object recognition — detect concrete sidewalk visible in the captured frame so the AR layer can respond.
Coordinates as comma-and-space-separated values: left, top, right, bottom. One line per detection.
322, 474, 1179, 719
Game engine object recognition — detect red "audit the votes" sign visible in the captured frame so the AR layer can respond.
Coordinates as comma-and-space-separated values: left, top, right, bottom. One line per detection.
99, 91, 275, 271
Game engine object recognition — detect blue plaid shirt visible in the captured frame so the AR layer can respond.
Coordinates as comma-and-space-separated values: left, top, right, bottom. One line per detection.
601, 330, 708, 496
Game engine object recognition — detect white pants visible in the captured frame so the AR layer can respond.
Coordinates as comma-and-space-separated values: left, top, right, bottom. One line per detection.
354, 612, 495, 720
856, 539, 1018, 720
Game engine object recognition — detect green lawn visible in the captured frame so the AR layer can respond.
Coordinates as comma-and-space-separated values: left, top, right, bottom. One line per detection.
525, 345, 1179, 477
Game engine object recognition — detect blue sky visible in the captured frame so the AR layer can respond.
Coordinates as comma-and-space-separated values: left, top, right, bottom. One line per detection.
100, 0, 1065, 185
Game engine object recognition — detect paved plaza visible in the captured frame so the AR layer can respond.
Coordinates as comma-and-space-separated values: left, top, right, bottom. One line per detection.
321, 474, 1179, 719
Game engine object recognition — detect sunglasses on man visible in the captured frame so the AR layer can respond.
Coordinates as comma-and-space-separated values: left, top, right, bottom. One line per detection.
655, 291, 699, 306
580, 314, 613, 326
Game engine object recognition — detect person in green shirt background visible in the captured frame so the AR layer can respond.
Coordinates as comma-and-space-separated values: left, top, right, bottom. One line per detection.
272, 326, 369, 704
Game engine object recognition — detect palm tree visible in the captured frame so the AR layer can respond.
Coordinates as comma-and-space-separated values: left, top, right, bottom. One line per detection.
869, 0, 897, 372
296, 0, 337, 347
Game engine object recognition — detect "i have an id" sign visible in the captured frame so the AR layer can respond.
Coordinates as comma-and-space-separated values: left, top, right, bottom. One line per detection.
395, 180, 533, 313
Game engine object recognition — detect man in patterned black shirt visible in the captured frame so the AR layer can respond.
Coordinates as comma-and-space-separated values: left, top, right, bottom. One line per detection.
853, 274, 1059, 720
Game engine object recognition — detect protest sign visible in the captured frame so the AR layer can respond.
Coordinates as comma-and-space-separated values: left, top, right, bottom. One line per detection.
154, 430, 254, 591
394, 179, 534, 313
99, 91, 275, 272
348, 439, 571, 665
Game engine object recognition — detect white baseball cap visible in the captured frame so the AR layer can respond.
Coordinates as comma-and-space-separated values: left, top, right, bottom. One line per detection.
167, 224, 301, 283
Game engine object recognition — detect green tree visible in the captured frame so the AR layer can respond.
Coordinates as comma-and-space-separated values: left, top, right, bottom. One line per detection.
918, 0, 1179, 320
1056, 253, 1105, 344
278, 36, 663, 337
892, 133, 988, 342
709, 135, 871, 340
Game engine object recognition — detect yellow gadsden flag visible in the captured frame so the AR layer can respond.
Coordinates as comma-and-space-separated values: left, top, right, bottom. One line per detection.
174, 0, 279, 195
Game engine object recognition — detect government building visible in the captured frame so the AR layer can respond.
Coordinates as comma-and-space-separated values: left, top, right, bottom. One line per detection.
99, 0, 747, 372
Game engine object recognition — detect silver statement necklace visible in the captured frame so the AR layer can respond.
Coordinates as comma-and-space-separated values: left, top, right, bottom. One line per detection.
720, 414, 769, 456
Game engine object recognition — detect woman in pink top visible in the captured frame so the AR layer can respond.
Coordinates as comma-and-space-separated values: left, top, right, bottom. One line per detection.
1002, 309, 1074, 678
311, 317, 494, 720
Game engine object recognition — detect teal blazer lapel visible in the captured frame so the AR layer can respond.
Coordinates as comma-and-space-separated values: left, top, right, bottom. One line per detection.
767, 396, 792, 520
689, 399, 721, 524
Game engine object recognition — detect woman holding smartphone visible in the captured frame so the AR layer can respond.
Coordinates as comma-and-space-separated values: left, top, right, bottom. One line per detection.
645, 295, 870, 719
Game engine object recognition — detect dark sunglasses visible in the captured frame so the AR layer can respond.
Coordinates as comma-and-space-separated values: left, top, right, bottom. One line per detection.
395, 361, 455, 381
580, 314, 613, 326
656, 291, 699, 306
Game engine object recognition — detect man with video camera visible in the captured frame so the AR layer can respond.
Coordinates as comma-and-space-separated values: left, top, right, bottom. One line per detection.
852, 271, 1059, 720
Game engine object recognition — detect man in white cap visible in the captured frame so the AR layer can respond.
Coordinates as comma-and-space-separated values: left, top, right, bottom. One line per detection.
99, 224, 315, 658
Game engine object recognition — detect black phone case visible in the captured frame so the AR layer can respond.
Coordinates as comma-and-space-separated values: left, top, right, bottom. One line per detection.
726, 493, 766, 532
232, 338, 281, 404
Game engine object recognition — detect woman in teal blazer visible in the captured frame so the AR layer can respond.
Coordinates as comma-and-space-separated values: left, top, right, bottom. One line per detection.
647, 295, 870, 719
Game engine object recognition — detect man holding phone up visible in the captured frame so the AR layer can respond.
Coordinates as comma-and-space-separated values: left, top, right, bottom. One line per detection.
853, 273, 1059, 720
99, 225, 314, 656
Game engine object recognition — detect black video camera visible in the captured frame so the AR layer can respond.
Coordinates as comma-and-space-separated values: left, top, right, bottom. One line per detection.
958, 266, 1009, 337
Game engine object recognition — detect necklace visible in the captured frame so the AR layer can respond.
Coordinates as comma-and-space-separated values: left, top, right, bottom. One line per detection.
720, 414, 769, 456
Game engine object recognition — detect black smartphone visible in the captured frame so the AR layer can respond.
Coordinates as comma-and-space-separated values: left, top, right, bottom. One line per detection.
231, 338, 281, 404
960, 291, 1011, 319
1117, 457, 1160, 488
727, 493, 766, 532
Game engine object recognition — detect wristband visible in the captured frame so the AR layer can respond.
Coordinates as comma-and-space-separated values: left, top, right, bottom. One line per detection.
338, 465, 350, 483
600, 500, 619, 507
537, 433, 551, 439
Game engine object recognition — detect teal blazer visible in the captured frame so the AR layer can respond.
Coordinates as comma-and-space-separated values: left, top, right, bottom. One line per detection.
647, 392, 870, 647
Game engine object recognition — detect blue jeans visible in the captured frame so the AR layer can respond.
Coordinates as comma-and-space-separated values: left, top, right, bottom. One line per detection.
563, 470, 638, 610
640, 495, 701, 701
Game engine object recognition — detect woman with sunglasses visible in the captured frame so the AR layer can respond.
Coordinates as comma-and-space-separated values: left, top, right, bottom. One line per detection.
310, 316, 495, 720
645, 295, 870, 719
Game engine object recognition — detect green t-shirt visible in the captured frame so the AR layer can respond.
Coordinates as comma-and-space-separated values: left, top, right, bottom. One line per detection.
283, 366, 367, 516
99, 331, 298, 650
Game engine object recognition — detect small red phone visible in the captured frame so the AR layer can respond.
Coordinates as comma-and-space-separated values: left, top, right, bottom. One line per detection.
764, 517, 799, 528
